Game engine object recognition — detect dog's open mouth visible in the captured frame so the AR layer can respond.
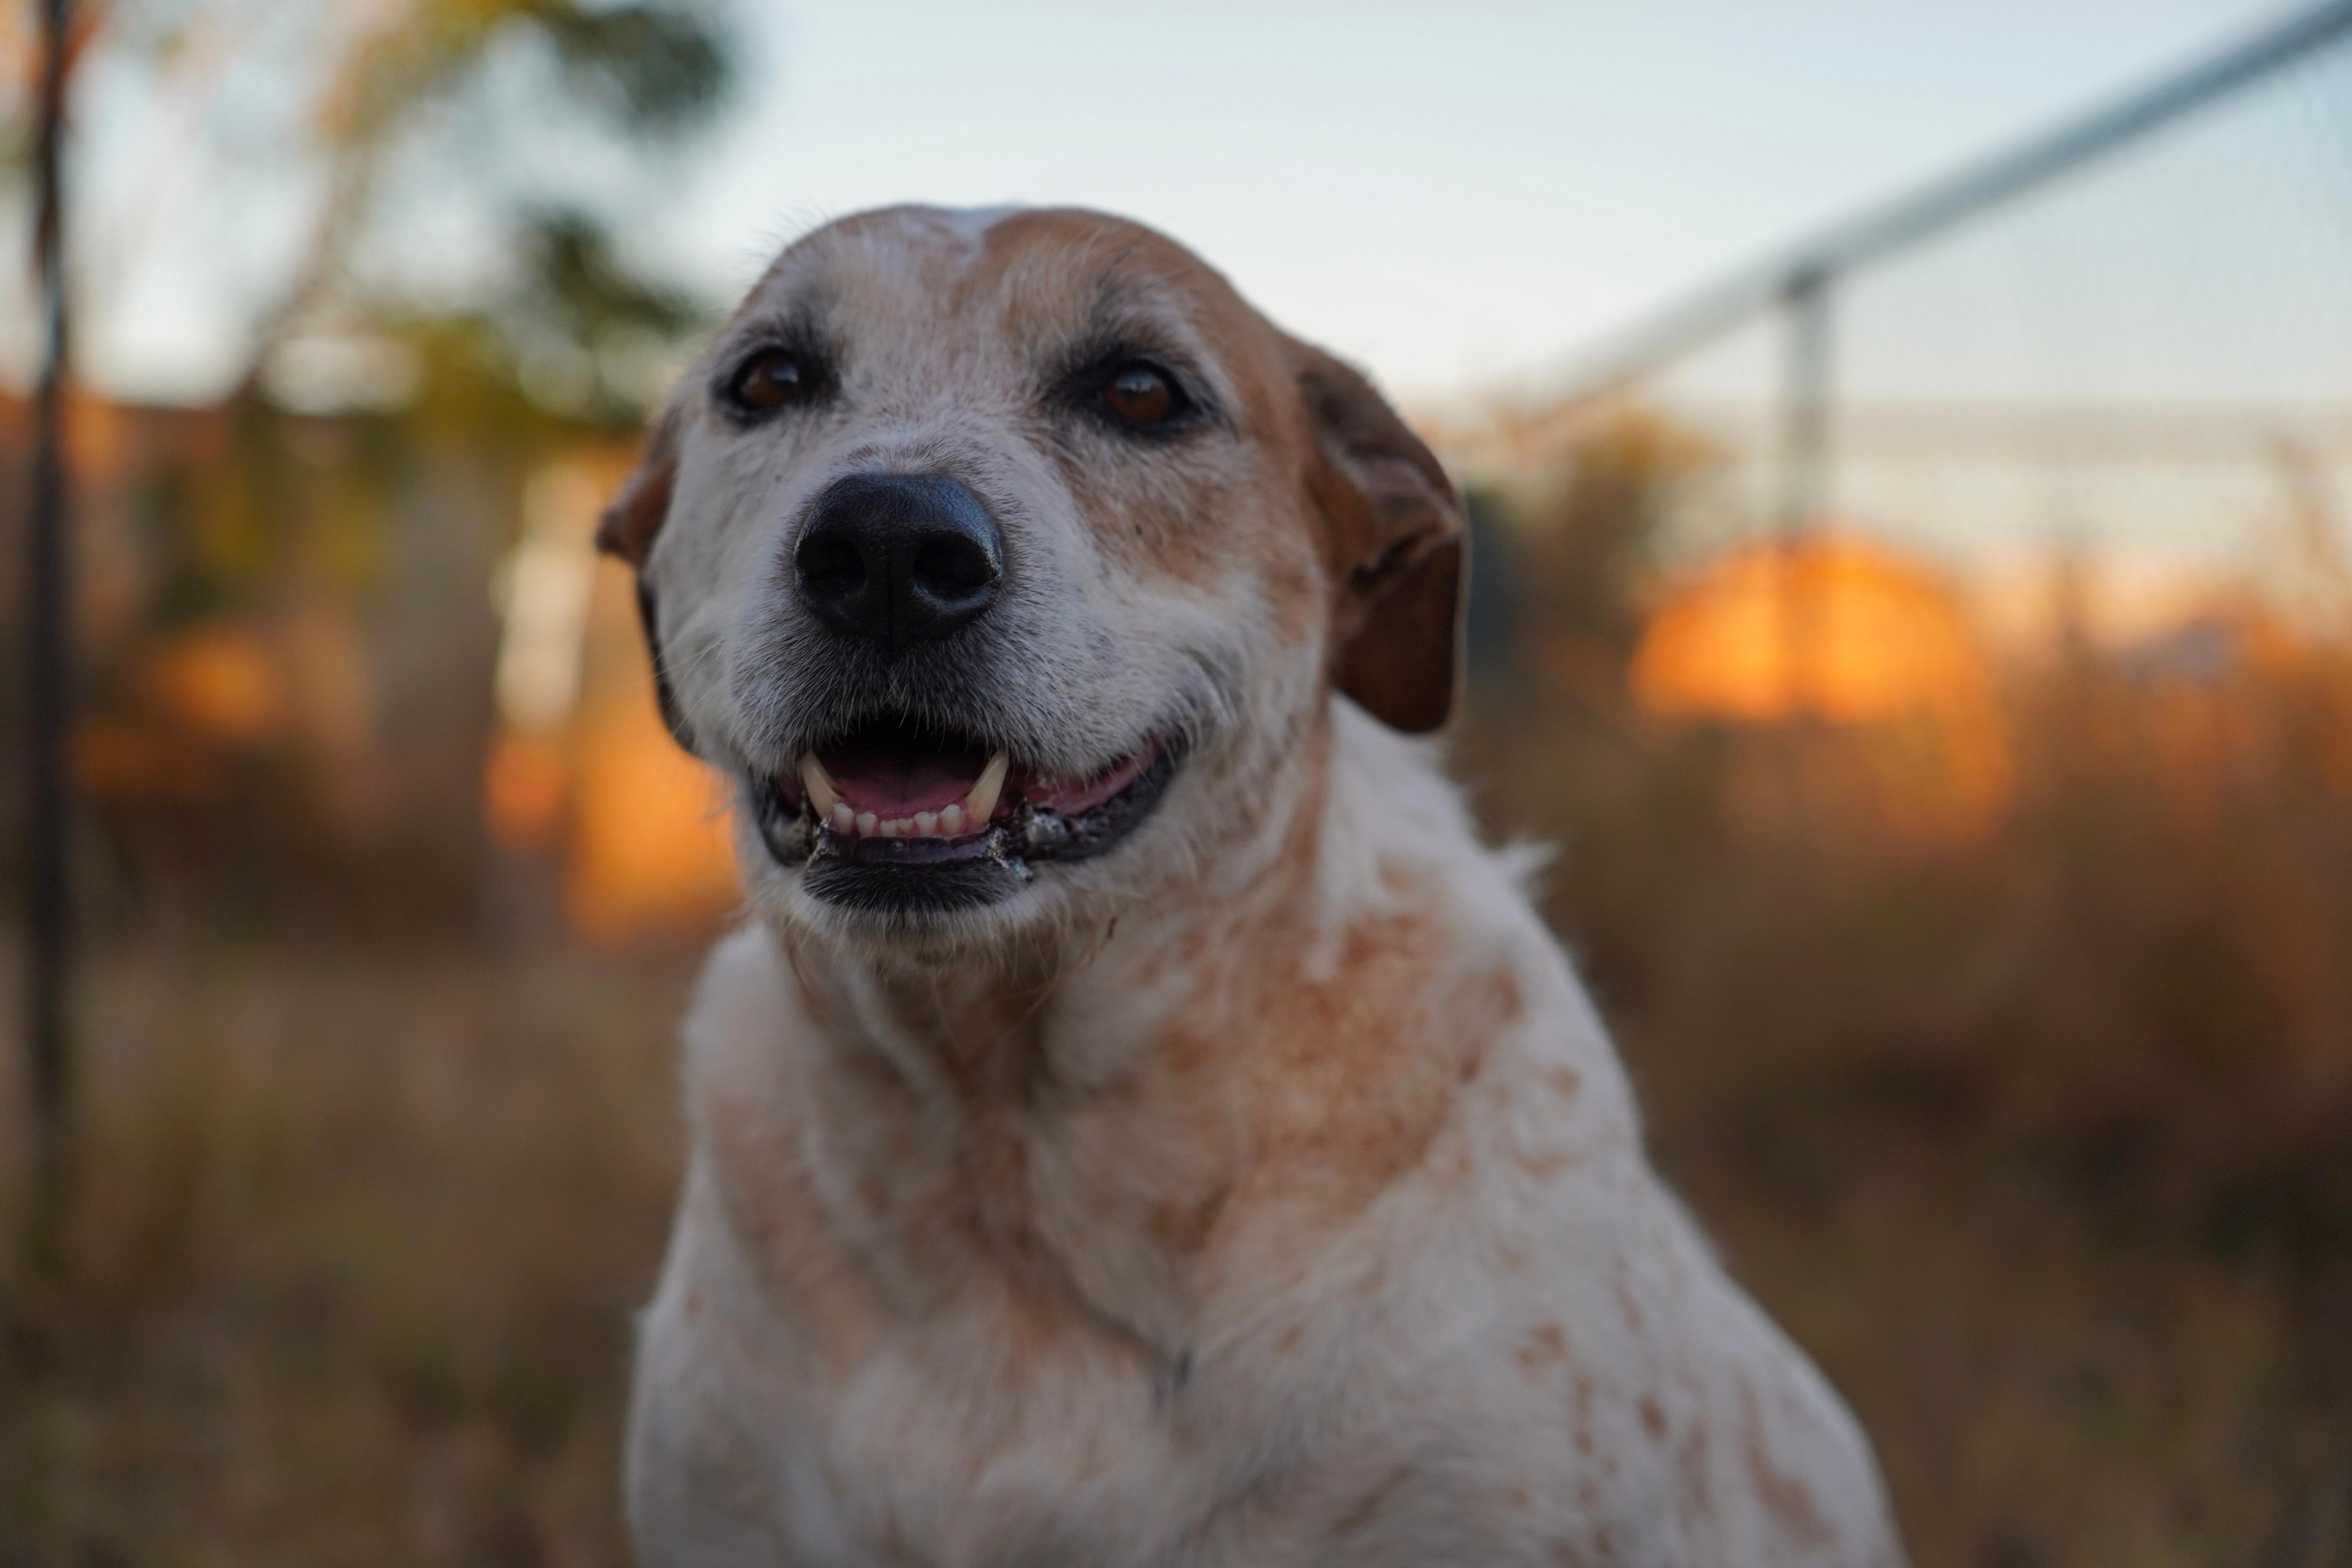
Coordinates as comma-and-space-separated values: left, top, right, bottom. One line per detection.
747, 715, 1179, 912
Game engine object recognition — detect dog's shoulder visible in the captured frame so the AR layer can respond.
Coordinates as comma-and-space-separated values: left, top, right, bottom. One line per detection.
1286, 712, 1905, 1565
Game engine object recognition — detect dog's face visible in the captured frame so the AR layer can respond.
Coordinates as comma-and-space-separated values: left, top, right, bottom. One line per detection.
599, 206, 1463, 942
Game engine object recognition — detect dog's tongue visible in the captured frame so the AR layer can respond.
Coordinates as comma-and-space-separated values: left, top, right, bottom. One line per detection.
816, 738, 987, 817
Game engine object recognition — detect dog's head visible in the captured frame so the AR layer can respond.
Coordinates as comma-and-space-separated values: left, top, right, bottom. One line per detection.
599, 206, 1463, 941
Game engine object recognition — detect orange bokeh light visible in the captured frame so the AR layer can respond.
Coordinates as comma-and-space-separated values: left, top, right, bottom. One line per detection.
1630, 535, 2016, 839
562, 682, 742, 945
144, 625, 288, 743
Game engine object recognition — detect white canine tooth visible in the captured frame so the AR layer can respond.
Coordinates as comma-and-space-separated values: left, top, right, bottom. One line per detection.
797, 754, 841, 817
881, 818, 902, 838
940, 804, 964, 835
964, 750, 1010, 826
855, 812, 878, 837
829, 803, 854, 833
914, 811, 938, 836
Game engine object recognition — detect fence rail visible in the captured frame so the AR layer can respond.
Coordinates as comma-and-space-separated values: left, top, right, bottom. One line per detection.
1557, 0, 2352, 406
1485, 0, 2352, 683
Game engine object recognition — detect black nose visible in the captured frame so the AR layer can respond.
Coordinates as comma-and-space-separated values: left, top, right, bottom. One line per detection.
793, 473, 1004, 650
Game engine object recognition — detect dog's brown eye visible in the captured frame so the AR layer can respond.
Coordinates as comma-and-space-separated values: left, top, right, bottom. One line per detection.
1102, 363, 1178, 426
734, 349, 806, 411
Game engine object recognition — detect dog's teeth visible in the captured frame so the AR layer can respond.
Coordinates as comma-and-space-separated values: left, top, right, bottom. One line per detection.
855, 811, 878, 837
881, 818, 903, 838
964, 750, 1009, 825
829, 803, 854, 833
914, 811, 938, 836
939, 804, 964, 835
797, 754, 841, 817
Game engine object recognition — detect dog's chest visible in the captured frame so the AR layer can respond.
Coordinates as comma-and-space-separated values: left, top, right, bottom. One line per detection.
642, 1288, 1562, 1568
635, 1213, 1599, 1568
801, 1339, 1235, 1565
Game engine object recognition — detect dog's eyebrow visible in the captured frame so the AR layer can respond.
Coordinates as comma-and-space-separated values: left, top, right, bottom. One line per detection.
1046, 275, 1235, 424
717, 294, 841, 360
1080, 258, 1203, 343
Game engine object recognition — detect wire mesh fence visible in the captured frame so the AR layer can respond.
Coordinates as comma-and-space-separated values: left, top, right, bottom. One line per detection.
1441, 10, 2352, 1560
1492, 1, 2352, 655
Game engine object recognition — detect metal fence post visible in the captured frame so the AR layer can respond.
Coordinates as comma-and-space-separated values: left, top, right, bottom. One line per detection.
1772, 271, 1834, 737
1779, 268, 1834, 537
25, 0, 75, 1273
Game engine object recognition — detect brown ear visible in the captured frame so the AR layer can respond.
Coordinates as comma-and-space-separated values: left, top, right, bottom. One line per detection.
1293, 342, 1467, 733
596, 402, 683, 565
596, 402, 698, 754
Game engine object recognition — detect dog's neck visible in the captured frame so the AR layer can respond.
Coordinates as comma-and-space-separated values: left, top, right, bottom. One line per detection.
757, 703, 1506, 1363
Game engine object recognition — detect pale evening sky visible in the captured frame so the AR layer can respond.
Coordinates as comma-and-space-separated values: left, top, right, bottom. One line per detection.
42, 0, 2303, 406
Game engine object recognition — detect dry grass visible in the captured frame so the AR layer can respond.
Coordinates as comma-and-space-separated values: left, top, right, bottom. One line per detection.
0, 938, 697, 1567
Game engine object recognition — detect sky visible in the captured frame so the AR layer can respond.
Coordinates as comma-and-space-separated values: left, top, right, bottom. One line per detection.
654, 0, 2301, 401
33, 0, 2311, 406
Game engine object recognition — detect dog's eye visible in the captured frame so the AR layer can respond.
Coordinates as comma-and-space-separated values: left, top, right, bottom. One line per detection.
1101, 362, 1183, 427
732, 349, 808, 412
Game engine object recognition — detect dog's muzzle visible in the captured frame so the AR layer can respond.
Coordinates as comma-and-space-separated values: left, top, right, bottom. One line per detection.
747, 472, 1180, 914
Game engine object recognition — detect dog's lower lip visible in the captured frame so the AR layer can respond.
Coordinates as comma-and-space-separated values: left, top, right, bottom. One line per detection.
749, 735, 1182, 897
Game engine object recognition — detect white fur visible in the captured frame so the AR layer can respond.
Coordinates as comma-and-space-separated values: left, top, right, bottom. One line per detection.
623, 207, 1906, 1567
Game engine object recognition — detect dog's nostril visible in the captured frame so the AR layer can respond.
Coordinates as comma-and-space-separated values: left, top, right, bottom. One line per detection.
912, 535, 996, 599
794, 472, 1005, 650
796, 533, 869, 597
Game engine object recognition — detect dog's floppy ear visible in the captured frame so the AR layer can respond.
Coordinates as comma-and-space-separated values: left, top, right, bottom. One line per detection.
596, 400, 683, 566
596, 401, 699, 755
1291, 341, 1467, 734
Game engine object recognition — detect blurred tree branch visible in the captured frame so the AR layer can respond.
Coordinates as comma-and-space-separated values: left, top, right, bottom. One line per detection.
242, 0, 734, 410
28, 0, 737, 418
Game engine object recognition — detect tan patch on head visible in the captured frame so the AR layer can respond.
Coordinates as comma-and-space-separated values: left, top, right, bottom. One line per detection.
960, 208, 1323, 610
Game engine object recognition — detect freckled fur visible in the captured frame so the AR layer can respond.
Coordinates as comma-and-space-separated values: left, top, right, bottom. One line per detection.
623, 206, 1906, 1567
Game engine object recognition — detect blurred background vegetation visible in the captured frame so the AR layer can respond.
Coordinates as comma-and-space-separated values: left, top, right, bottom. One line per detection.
4, 2, 2352, 1565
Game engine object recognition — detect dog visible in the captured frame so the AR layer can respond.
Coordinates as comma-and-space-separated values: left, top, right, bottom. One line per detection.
598, 205, 1906, 1567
